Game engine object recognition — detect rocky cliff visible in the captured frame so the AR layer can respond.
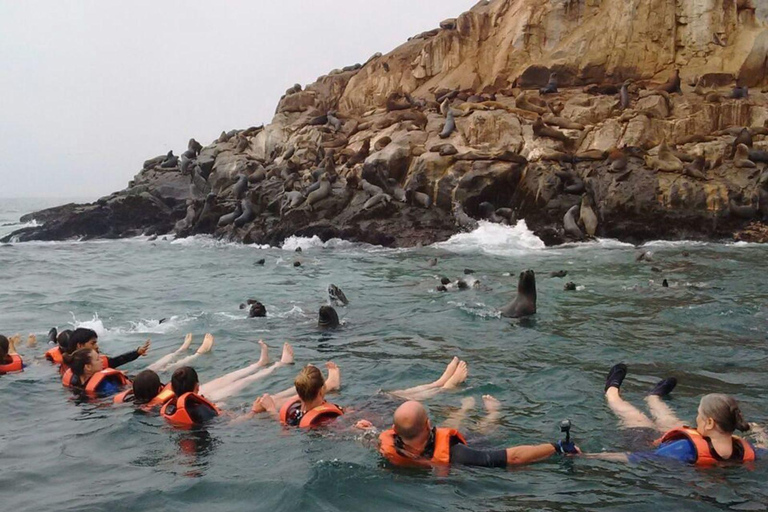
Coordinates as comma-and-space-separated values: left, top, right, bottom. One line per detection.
7, 0, 768, 246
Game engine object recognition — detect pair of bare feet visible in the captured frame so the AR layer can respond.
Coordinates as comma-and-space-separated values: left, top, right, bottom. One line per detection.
432, 356, 469, 390
7, 333, 35, 351
179, 333, 215, 354
251, 361, 340, 414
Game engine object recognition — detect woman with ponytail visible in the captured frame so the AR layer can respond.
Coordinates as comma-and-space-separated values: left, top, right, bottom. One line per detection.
62, 348, 130, 396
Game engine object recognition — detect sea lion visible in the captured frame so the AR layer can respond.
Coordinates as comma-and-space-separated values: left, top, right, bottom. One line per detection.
515, 93, 548, 115
363, 193, 391, 210
456, 279, 469, 290
730, 129, 753, 159
143, 154, 166, 169
374, 136, 392, 151
233, 199, 255, 227
453, 202, 479, 231
533, 117, 569, 143
345, 138, 370, 168
328, 284, 349, 306
729, 197, 757, 219
427, 257, 438, 267
543, 115, 584, 131
282, 191, 304, 212
318, 306, 340, 328
188, 138, 203, 156
160, 151, 179, 169
749, 150, 768, 163
361, 179, 384, 197
657, 69, 682, 94
563, 205, 584, 239
500, 270, 537, 318
392, 187, 407, 202
436, 285, 448, 292
386, 92, 412, 112
293, 261, 302, 267
646, 139, 683, 172
564, 282, 577, 291
609, 147, 628, 172
580, 194, 598, 237
683, 156, 708, 180
539, 73, 558, 95
305, 177, 332, 210
326, 112, 342, 132
439, 111, 456, 139
248, 301, 267, 318
233, 174, 248, 199
410, 190, 432, 209
620, 80, 631, 110
730, 86, 749, 99
550, 270, 567, 278
734, 144, 756, 168
217, 203, 242, 227
478, 201, 506, 224
217, 131, 230, 143
255, 259, 265, 266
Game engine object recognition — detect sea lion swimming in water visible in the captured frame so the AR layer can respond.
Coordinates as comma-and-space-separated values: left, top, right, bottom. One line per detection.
248, 301, 267, 318
318, 306, 340, 328
500, 270, 537, 318
328, 284, 349, 306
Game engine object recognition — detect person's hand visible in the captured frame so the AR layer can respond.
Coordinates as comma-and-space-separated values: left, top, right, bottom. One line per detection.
137, 339, 151, 356
552, 440, 580, 455
355, 420, 374, 430
256, 393, 276, 413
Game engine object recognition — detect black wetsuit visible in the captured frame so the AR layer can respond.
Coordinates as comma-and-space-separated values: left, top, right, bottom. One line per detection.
419, 428, 508, 468
107, 350, 141, 369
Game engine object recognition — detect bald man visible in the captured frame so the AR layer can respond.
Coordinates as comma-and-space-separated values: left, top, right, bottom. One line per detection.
363, 401, 578, 468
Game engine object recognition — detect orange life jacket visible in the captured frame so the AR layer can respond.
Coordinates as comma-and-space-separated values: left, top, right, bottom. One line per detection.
379, 427, 466, 467
114, 383, 176, 409
0, 354, 23, 374
45, 346, 63, 364
160, 392, 221, 427
657, 427, 756, 465
62, 368, 131, 395
278, 399, 344, 428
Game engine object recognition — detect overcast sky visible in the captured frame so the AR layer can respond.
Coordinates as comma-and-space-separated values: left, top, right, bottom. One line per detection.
0, 1, 474, 200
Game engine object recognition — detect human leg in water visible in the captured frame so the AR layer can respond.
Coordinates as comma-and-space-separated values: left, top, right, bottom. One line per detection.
203, 343, 294, 403
202, 340, 271, 390
146, 333, 195, 372
644, 377, 683, 432
477, 395, 503, 434
442, 396, 476, 430
164, 333, 215, 372
388, 358, 468, 401
604, 364, 655, 429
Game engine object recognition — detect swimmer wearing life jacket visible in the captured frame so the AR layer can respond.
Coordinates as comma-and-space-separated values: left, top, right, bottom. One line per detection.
583, 364, 767, 465
59, 328, 150, 375
0, 334, 24, 374
113, 369, 176, 409
357, 400, 579, 469
160, 366, 221, 427
256, 363, 344, 428
44, 329, 73, 365
61, 348, 131, 396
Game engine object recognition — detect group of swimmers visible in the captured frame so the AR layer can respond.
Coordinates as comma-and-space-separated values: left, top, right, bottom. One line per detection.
1, 328, 766, 469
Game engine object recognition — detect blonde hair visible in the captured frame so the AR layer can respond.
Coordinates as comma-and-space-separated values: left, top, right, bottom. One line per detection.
700, 394, 750, 433
294, 365, 325, 402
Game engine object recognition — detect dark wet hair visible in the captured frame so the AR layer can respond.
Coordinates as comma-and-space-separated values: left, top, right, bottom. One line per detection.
62, 348, 97, 377
67, 328, 98, 354
133, 370, 162, 404
700, 394, 751, 433
171, 366, 199, 396
57, 329, 74, 351
0, 335, 9, 362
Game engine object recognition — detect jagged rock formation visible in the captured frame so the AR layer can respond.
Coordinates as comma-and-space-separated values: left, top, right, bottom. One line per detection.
7, 0, 768, 246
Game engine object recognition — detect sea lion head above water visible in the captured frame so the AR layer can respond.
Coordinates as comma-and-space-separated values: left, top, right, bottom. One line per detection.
249, 302, 267, 318
500, 269, 537, 318
318, 306, 340, 328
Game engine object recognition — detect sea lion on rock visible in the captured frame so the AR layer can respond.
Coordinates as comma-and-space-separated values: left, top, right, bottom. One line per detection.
620, 80, 631, 110
750, 150, 768, 164
233, 174, 248, 199
453, 202, 479, 231
363, 193, 391, 210
160, 151, 179, 169
515, 93, 548, 115
143, 154, 166, 169
683, 156, 708, 180
217, 203, 242, 227
533, 117, 569, 143
580, 194, 598, 237
345, 138, 370, 168
328, 284, 349, 306
730, 129, 753, 159
478, 202, 506, 224
409, 190, 432, 209
233, 199, 255, 227
188, 139, 203, 155
374, 137, 392, 151
657, 69, 682, 94
608, 147, 628, 172
729, 196, 758, 219
500, 270, 537, 318
318, 306, 340, 329
539, 73, 558, 95
282, 191, 304, 212
326, 112, 342, 132
734, 144, 756, 168
305, 177, 332, 210
386, 92, 412, 111
646, 139, 683, 172
439, 111, 456, 139
730, 86, 749, 99
361, 179, 384, 197
563, 204, 584, 239
543, 115, 585, 131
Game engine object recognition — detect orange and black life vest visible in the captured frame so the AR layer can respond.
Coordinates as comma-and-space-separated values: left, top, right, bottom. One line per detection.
114, 383, 175, 408
45, 346, 63, 364
0, 354, 23, 374
62, 368, 131, 395
160, 392, 221, 427
657, 427, 756, 465
278, 399, 344, 428
379, 427, 466, 467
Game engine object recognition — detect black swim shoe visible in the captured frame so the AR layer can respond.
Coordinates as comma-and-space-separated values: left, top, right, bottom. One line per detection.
605, 363, 628, 391
647, 377, 677, 397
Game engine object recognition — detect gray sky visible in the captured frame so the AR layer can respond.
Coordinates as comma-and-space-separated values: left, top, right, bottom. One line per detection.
0, 0, 474, 200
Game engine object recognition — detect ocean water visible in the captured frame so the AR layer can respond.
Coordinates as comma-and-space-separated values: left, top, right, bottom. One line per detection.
1, 198, 767, 512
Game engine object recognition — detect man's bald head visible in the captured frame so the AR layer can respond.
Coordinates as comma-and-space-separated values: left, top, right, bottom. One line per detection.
393, 400, 430, 440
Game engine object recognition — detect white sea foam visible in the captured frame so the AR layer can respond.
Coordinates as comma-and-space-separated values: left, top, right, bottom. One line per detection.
281, 235, 360, 251
434, 220, 545, 256
68, 313, 195, 338
171, 235, 269, 250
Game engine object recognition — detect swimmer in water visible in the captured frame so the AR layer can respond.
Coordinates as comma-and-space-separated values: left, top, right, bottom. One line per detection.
582, 364, 767, 465
45, 329, 73, 364
62, 328, 150, 373
61, 348, 130, 396
356, 400, 579, 468
0, 334, 24, 374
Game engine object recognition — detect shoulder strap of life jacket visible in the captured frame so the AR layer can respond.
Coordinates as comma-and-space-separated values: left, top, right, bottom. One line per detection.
147, 384, 176, 408
45, 347, 63, 364
659, 427, 754, 465
279, 398, 302, 425
161, 392, 220, 427
432, 428, 466, 464
0, 354, 23, 373
298, 402, 344, 428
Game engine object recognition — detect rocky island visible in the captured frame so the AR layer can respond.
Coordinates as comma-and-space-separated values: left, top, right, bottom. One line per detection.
7, 0, 768, 246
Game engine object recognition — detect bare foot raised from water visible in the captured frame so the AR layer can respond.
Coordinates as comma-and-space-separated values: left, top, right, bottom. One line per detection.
179, 333, 193, 352
483, 395, 501, 412
280, 343, 294, 365
460, 396, 476, 410
257, 340, 269, 366
432, 357, 460, 387
324, 362, 341, 392
442, 360, 468, 390
196, 333, 214, 354
27, 334, 37, 347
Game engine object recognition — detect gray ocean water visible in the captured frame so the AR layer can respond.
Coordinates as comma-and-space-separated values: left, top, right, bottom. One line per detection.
1, 197, 767, 512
